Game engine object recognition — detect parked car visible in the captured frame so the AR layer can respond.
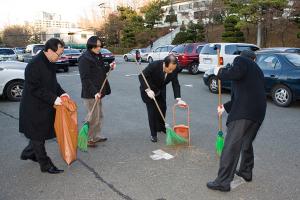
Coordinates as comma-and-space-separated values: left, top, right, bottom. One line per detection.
13, 47, 26, 62
203, 52, 300, 107
147, 45, 175, 63
260, 47, 300, 54
0, 61, 26, 101
100, 48, 115, 64
55, 56, 69, 72
198, 43, 259, 72
123, 49, 148, 62
0, 48, 17, 61
23, 44, 45, 63
170, 43, 205, 75
62, 49, 81, 65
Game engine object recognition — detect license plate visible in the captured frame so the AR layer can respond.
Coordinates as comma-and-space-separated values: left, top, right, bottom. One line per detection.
203, 58, 212, 64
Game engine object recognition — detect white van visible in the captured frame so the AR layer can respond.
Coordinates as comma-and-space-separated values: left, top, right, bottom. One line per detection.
147, 45, 175, 63
198, 43, 259, 72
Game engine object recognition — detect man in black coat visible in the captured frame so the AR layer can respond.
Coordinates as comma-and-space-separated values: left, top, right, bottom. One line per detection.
78, 36, 115, 147
139, 55, 186, 142
207, 50, 267, 191
19, 38, 69, 174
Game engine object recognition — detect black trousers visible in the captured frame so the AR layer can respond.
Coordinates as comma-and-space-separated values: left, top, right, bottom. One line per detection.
144, 96, 166, 137
21, 140, 53, 171
215, 119, 261, 186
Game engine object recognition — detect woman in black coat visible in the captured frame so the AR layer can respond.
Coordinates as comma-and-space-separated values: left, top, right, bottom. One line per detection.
19, 38, 69, 174
78, 36, 115, 147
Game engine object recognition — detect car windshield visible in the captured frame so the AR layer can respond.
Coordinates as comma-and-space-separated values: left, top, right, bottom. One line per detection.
0, 49, 15, 55
33, 45, 45, 54
100, 49, 112, 54
140, 49, 147, 53
285, 54, 300, 67
171, 45, 185, 53
64, 49, 80, 54
201, 44, 221, 55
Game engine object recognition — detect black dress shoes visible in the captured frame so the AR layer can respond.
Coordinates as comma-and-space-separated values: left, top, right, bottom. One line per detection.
236, 171, 252, 182
151, 136, 158, 143
42, 166, 64, 174
20, 155, 38, 162
207, 181, 230, 192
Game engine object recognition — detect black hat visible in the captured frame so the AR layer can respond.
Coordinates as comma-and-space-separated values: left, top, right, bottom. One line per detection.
240, 50, 256, 60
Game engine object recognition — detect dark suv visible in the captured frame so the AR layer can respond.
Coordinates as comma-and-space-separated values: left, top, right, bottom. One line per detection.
170, 43, 206, 75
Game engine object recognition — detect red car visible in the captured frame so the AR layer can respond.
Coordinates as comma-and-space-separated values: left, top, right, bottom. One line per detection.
170, 43, 206, 75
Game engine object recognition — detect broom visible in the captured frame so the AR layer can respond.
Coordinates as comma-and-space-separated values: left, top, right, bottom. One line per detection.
78, 67, 112, 152
135, 61, 187, 145
216, 47, 224, 156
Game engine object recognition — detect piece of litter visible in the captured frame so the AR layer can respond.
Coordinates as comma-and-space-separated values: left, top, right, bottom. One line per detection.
150, 149, 174, 160
230, 175, 246, 189
184, 84, 193, 87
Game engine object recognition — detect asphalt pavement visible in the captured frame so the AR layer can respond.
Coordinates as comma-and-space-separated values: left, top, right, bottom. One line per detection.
0, 56, 299, 200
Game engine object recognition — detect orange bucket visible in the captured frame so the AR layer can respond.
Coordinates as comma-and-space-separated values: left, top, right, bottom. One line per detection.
173, 104, 190, 145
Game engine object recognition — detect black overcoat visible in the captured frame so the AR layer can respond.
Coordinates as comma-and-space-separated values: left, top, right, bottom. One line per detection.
19, 52, 65, 141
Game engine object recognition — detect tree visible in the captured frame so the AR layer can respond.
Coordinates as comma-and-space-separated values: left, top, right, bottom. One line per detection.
222, 15, 245, 42
172, 20, 205, 44
165, 5, 177, 28
104, 13, 124, 46
140, 0, 165, 29
224, 0, 288, 47
117, 6, 145, 47
2, 25, 31, 47
121, 26, 136, 47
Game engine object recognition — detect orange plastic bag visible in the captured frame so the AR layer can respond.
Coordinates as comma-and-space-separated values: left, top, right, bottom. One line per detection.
54, 97, 78, 165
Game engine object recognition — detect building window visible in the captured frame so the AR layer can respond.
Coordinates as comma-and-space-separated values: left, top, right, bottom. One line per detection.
54, 33, 60, 38
81, 34, 87, 39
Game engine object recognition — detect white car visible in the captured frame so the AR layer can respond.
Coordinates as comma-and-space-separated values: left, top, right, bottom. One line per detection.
23, 44, 45, 63
198, 43, 260, 72
0, 61, 26, 101
123, 48, 148, 62
147, 45, 175, 63
0, 48, 17, 61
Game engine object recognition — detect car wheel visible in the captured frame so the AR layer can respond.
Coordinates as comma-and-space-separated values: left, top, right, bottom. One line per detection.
271, 84, 292, 107
208, 76, 218, 94
124, 56, 128, 62
148, 57, 153, 63
5, 80, 24, 101
64, 66, 69, 72
188, 63, 199, 75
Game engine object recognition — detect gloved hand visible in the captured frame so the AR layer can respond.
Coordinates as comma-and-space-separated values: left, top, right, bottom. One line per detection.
110, 61, 116, 70
176, 98, 187, 106
95, 93, 101, 100
60, 93, 70, 99
145, 88, 155, 99
214, 67, 221, 76
218, 104, 225, 116
54, 97, 62, 106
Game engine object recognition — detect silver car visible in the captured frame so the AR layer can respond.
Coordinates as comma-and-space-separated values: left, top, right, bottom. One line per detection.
0, 48, 17, 61
123, 48, 149, 62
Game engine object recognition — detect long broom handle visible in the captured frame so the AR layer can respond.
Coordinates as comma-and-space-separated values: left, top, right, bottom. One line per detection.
217, 48, 222, 131
135, 61, 166, 124
87, 67, 112, 122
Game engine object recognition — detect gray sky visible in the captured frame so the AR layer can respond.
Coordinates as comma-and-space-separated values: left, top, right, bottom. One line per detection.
0, 0, 120, 29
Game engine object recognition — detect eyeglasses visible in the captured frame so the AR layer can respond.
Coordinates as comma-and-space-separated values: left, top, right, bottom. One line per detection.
54, 51, 63, 57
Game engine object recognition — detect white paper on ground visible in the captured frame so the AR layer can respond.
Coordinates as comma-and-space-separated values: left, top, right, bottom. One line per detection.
230, 175, 246, 189
151, 149, 174, 160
